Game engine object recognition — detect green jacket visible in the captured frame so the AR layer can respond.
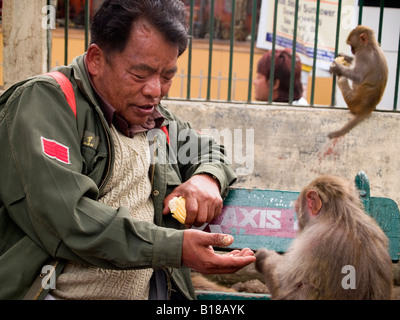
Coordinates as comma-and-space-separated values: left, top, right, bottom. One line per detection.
0, 54, 236, 300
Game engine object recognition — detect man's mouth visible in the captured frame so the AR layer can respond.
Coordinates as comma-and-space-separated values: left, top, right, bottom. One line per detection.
134, 104, 155, 116
138, 105, 155, 110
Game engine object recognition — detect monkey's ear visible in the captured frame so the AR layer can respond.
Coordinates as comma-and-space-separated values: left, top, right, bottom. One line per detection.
359, 32, 368, 45
306, 190, 322, 216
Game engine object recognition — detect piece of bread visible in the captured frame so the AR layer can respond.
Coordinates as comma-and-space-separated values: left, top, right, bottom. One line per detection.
334, 56, 351, 66
168, 196, 186, 224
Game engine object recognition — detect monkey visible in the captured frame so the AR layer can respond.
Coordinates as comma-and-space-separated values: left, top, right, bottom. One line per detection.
255, 175, 393, 300
328, 25, 388, 139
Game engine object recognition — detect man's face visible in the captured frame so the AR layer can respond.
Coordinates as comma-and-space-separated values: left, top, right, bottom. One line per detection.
88, 20, 178, 126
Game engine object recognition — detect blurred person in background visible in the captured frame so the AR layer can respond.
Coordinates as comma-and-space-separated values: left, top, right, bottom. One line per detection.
253, 48, 308, 105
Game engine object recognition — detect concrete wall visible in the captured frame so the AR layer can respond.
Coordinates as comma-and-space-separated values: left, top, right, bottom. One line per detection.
164, 100, 400, 207
2, 0, 47, 89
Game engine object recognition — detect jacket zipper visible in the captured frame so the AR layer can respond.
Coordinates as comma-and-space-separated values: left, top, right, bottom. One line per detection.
23, 260, 60, 300
150, 135, 158, 188
98, 112, 113, 194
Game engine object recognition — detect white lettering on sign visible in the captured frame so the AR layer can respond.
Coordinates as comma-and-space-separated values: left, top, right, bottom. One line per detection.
221, 207, 238, 226
238, 208, 259, 228
207, 205, 297, 238
220, 207, 284, 230
267, 210, 282, 229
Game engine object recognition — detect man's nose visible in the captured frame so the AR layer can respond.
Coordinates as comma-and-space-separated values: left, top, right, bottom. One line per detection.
142, 77, 162, 98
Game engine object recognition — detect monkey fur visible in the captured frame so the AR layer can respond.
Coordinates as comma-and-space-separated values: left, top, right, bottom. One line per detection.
255, 175, 393, 300
329, 25, 388, 139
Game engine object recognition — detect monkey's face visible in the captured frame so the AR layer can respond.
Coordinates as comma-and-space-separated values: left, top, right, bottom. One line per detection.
346, 36, 357, 55
346, 27, 371, 55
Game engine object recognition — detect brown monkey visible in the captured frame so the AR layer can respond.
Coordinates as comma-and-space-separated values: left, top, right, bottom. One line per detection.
255, 175, 393, 300
329, 25, 388, 139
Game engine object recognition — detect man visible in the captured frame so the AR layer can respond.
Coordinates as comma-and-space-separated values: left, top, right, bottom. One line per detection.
0, 0, 255, 300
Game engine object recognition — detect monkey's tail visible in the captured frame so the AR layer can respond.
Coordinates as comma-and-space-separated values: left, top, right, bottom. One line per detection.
328, 113, 370, 139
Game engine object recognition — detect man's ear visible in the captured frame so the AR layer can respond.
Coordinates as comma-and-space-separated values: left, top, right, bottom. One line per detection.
86, 44, 103, 77
306, 190, 322, 216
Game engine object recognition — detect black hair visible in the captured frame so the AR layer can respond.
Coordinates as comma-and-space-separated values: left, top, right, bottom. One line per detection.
90, 0, 188, 58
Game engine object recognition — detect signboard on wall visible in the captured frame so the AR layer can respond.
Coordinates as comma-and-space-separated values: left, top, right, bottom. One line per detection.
195, 188, 300, 252
256, 0, 358, 70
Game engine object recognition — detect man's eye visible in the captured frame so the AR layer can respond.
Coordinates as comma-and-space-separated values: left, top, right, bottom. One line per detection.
163, 76, 173, 82
134, 74, 146, 80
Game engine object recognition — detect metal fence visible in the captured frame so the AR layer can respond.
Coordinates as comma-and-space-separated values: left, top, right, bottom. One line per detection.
58, 0, 400, 110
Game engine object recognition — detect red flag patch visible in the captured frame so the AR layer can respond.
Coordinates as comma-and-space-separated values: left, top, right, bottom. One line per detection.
41, 137, 71, 164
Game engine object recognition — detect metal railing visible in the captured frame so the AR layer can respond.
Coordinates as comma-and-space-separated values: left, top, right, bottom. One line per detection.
60, 0, 91, 64
58, 0, 399, 110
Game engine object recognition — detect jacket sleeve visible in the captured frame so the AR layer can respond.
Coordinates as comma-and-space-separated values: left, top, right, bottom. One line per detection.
0, 79, 183, 270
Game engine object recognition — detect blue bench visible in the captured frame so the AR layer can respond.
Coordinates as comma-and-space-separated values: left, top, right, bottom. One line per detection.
195, 171, 400, 300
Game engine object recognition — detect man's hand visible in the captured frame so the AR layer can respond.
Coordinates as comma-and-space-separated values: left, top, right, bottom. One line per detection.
163, 174, 222, 227
182, 229, 256, 275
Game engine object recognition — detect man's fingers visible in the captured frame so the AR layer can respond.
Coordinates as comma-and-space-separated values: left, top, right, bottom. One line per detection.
184, 197, 198, 226
209, 233, 234, 247
182, 230, 256, 275
227, 248, 254, 257
201, 252, 256, 275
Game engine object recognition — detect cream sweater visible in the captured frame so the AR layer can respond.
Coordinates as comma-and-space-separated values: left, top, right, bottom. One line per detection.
52, 126, 155, 300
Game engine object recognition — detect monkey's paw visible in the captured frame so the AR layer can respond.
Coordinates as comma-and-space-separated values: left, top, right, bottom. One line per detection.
329, 62, 342, 76
255, 249, 272, 273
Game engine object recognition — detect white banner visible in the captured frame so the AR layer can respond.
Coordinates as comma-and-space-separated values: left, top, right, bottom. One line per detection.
256, 0, 358, 70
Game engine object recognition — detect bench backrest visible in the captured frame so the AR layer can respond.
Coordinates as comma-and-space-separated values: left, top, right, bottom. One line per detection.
198, 171, 400, 261
355, 171, 400, 262
199, 187, 299, 253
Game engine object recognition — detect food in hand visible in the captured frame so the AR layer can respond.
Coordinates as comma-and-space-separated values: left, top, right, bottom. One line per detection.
334, 56, 350, 66
168, 196, 186, 224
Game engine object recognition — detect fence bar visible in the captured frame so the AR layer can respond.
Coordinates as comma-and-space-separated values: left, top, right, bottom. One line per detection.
358, 0, 364, 25
84, 0, 90, 51
186, 1, 194, 100
206, 0, 215, 101
64, 0, 69, 65
247, 0, 257, 102
227, 0, 236, 102
331, 0, 342, 107
268, 0, 279, 104
46, 0, 52, 71
394, 32, 400, 111
377, 0, 385, 44
310, 0, 321, 106
288, 0, 300, 104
